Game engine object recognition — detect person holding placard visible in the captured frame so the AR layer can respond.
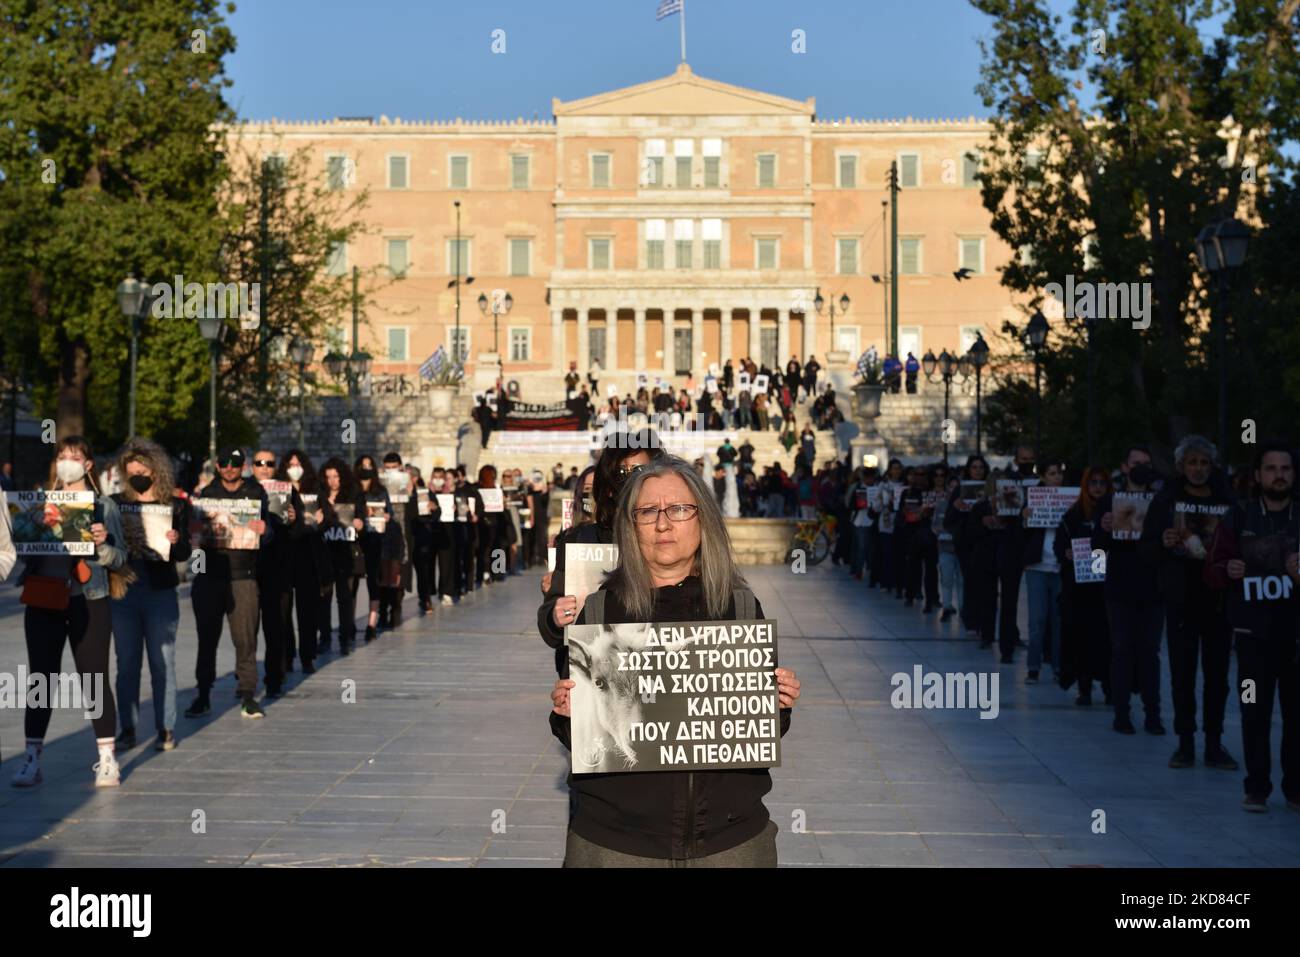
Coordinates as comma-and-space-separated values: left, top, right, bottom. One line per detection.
319, 458, 365, 655
187, 447, 270, 721
1093, 445, 1164, 735
944, 455, 990, 638
111, 438, 190, 751
1020, 461, 1066, 684
474, 465, 508, 585
1054, 467, 1114, 705
379, 453, 417, 628
427, 466, 457, 606
277, 450, 325, 668
252, 449, 293, 697
968, 447, 1037, 663
352, 455, 392, 642
549, 456, 800, 866
11, 438, 127, 788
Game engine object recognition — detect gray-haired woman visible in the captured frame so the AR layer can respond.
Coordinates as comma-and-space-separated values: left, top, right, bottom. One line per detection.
550, 456, 801, 867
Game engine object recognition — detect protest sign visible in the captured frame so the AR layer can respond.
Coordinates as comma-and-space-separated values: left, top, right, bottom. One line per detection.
118, 501, 173, 560
1112, 491, 1154, 541
566, 619, 781, 773
260, 480, 293, 520
1026, 486, 1079, 529
9, 491, 96, 555
564, 542, 618, 612
416, 492, 432, 517
323, 502, 357, 542
753, 374, 769, 393
960, 480, 986, 504
190, 498, 262, 550
1173, 501, 1230, 560
1072, 538, 1104, 583
364, 499, 389, 534
561, 497, 575, 531
299, 493, 320, 527
995, 480, 1026, 517
479, 488, 504, 513
436, 493, 455, 522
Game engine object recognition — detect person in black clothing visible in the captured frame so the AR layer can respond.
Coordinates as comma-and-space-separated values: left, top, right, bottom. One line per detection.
944, 455, 989, 638
539, 429, 667, 676
473, 397, 493, 447
969, 447, 1036, 662
187, 447, 271, 720
278, 450, 324, 666
802, 355, 820, 401
1053, 466, 1113, 705
528, 470, 551, 569
549, 455, 800, 866
904, 352, 920, 394
1093, 445, 1165, 735
251, 449, 293, 696
426, 466, 457, 606
319, 458, 364, 655
898, 465, 938, 611
474, 465, 507, 584
353, 455, 392, 642
1145, 435, 1237, 770
1205, 441, 1300, 812
111, 437, 190, 752
722, 359, 734, 392
411, 470, 436, 613
379, 452, 416, 629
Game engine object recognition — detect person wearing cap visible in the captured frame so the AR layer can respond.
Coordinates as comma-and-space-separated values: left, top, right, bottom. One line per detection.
186, 447, 270, 720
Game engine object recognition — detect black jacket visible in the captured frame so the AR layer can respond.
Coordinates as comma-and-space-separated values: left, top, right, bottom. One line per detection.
112, 493, 192, 590
1054, 503, 1102, 590
1091, 490, 1160, 604
1205, 499, 1300, 639
539, 522, 612, 675
1143, 478, 1233, 606
549, 576, 791, 860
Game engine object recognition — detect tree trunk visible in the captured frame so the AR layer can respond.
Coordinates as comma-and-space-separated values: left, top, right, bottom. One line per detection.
57, 336, 89, 438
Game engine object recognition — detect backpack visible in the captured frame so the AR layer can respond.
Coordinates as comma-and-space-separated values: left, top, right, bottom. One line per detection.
581, 585, 757, 625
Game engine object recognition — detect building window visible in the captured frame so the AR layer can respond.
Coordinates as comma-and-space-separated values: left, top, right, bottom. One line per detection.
387, 239, 410, 278
899, 326, 921, 359
756, 153, 776, 188
646, 219, 665, 269
589, 237, 611, 270
674, 220, 694, 269
449, 328, 470, 363
703, 138, 722, 187
446, 238, 471, 276
674, 139, 693, 189
899, 237, 922, 275
326, 154, 349, 191
836, 326, 860, 356
509, 238, 531, 277
645, 139, 665, 188
756, 237, 778, 270
449, 154, 470, 189
589, 326, 607, 369
510, 154, 530, 190
838, 154, 857, 188
591, 153, 611, 188
898, 153, 920, 188
509, 327, 531, 362
962, 152, 980, 188
702, 218, 722, 269
388, 155, 409, 190
959, 237, 984, 274
326, 241, 347, 277
837, 238, 859, 275
387, 327, 408, 362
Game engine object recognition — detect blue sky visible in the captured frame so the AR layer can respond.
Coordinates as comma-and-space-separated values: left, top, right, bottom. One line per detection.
224, 0, 1010, 122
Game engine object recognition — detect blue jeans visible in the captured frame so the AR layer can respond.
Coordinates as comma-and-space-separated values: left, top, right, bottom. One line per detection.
112, 582, 179, 734
1025, 568, 1062, 673
850, 525, 870, 576
939, 550, 963, 611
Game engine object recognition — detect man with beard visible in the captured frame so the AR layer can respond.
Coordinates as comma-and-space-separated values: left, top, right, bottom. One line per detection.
1143, 435, 1236, 770
1205, 441, 1300, 813
1094, 445, 1164, 736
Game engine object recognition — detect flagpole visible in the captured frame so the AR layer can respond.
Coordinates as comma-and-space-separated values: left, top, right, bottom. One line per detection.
679, 0, 686, 62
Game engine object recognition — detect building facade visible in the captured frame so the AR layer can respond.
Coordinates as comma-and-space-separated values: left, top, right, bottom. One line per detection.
239, 64, 1026, 400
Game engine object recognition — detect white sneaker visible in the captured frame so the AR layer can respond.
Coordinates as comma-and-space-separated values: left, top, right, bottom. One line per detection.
11, 753, 42, 788
93, 755, 121, 788
440, 595, 454, 607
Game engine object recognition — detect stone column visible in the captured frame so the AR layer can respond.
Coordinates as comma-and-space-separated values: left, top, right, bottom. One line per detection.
577, 306, 589, 373
662, 307, 674, 376
551, 307, 564, 373
720, 308, 733, 368
605, 307, 618, 372
634, 307, 646, 371
689, 308, 702, 376
803, 306, 817, 360
748, 305, 761, 361
777, 307, 790, 365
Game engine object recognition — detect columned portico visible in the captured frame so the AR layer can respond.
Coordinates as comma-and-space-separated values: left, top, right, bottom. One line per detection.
748, 305, 761, 361
720, 309, 733, 367
577, 308, 589, 372
661, 309, 674, 376
604, 307, 618, 373
777, 308, 790, 366
634, 307, 647, 370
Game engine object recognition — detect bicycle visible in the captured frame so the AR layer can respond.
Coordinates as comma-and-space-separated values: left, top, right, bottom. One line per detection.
787, 511, 837, 566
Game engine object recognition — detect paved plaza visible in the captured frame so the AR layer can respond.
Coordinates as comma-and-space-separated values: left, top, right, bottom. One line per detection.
1, 564, 1297, 868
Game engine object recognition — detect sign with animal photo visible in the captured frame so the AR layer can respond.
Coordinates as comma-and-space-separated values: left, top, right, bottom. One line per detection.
299, 493, 320, 527
260, 480, 293, 520
364, 499, 389, 534
416, 493, 432, 517
479, 488, 505, 513
1172, 501, 1230, 561
118, 502, 173, 561
324, 502, 357, 542
1026, 486, 1079, 529
960, 480, 986, 505
565, 542, 619, 612
190, 498, 262, 550
1111, 491, 1154, 541
8, 490, 96, 555
566, 619, 782, 774
995, 480, 1026, 516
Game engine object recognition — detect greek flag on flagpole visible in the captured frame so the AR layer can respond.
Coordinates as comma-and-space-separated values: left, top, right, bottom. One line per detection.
419, 345, 447, 381
656, 0, 682, 20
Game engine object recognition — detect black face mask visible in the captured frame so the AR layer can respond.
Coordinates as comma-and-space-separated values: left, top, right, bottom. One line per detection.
1017, 462, 1036, 478
1129, 464, 1154, 487
128, 474, 154, 494
357, 469, 377, 482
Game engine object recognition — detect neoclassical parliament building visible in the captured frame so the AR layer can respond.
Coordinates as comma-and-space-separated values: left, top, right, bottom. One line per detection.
238, 63, 1025, 400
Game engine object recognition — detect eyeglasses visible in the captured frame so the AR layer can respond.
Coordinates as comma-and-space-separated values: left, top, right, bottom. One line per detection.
619, 464, 647, 477
632, 504, 699, 525
254, 459, 276, 468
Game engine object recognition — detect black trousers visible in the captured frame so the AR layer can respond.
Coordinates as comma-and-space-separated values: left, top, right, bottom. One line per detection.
24, 596, 117, 740
902, 527, 938, 605
192, 575, 260, 698
322, 565, 356, 645
972, 561, 1021, 653
1235, 631, 1300, 800
258, 573, 287, 692
1166, 596, 1231, 737
281, 559, 319, 666
414, 545, 433, 605
957, 551, 978, 631
1107, 599, 1163, 723
1061, 583, 1110, 697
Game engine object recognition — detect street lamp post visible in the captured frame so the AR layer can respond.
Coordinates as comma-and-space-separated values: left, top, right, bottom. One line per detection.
813, 290, 850, 357
289, 336, 315, 450
116, 275, 155, 438
1025, 310, 1049, 464
196, 314, 225, 466
967, 333, 990, 456
478, 289, 514, 359
1195, 217, 1250, 457
923, 348, 963, 464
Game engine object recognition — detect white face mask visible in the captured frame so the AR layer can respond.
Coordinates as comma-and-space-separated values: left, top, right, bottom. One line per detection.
56, 459, 86, 484
287, 465, 304, 482
431, 478, 445, 490
581, 498, 594, 514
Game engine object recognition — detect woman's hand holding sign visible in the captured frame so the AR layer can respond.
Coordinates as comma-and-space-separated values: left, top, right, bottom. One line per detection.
551, 678, 575, 717
552, 594, 578, 628
775, 668, 800, 709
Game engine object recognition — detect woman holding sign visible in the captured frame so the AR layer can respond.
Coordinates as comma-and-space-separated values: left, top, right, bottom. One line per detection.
1020, 461, 1066, 685
1054, 467, 1113, 705
549, 456, 801, 867
11, 438, 127, 789
352, 455, 392, 643
110, 438, 190, 752
320, 458, 365, 655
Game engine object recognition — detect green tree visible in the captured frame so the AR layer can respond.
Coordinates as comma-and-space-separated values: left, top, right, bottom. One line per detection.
970, 0, 1300, 468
